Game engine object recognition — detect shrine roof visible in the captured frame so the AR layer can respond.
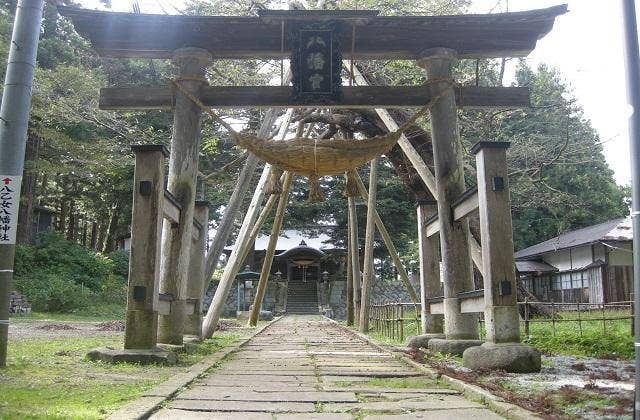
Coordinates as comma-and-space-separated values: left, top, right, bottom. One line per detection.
58, 5, 567, 60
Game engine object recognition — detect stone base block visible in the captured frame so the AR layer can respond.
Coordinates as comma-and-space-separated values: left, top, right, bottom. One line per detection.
157, 341, 202, 354
405, 333, 446, 349
183, 335, 202, 344
237, 310, 273, 321
462, 342, 541, 373
87, 347, 177, 365
428, 338, 484, 356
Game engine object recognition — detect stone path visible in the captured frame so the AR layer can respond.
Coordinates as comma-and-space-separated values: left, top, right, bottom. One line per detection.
150, 316, 505, 419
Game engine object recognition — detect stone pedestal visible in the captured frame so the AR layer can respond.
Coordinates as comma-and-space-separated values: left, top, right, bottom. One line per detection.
87, 347, 177, 365
463, 343, 541, 373
428, 338, 483, 356
406, 333, 446, 349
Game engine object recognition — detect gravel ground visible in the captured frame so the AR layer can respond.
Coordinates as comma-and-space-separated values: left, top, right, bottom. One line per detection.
426, 353, 634, 419
513, 355, 635, 392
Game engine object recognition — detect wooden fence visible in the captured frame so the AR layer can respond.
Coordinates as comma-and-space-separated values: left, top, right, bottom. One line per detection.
369, 302, 421, 342
519, 299, 634, 338
369, 300, 634, 342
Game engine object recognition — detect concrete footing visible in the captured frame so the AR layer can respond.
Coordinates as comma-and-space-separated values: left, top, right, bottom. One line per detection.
87, 347, 178, 365
462, 342, 541, 373
405, 333, 446, 349
428, 338, 483, 356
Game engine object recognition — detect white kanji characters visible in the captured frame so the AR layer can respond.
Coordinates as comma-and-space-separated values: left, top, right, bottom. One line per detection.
306, 52, 325, 71
306, 36, 326, 48
309, 73, 324, 90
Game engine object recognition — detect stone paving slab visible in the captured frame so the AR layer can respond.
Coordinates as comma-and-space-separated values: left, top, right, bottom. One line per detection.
215, 369, 317, 376
177, 389, 358, 403
170, 400, 316, 413
277, 414, 353, 420
204, 373, 318, 382
363, 408, 505, 419
192, 384, 320, 392
320, 387, 459, 394
320, 369, 422, 380
197, 381, 319, 389
320, 375, 382, 383
150, 410, 274, 419
324, 396, 485, 413
147, 316, 509, 420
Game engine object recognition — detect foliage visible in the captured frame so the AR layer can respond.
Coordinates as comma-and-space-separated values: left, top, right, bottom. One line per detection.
13, 233, 126, 313
460, 62, 629, 249
106, 250, 130, 278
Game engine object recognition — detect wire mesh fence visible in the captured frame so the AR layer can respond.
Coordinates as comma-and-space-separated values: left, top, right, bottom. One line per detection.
369, 300, 634, 342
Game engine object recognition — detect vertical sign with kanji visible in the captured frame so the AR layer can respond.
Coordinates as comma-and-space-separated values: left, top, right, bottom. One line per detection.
0, 176, 21, 244
290, 22, 342, 104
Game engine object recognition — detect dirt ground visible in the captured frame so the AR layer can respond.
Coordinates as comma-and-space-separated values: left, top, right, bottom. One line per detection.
8, 319, 125, 340
7, 318, 246, 341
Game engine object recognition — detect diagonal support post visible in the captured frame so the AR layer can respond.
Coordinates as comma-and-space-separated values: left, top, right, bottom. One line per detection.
248, 172, 293, 327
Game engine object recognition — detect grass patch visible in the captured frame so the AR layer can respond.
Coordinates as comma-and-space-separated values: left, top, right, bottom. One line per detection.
358, 376, 440, 389
0, 332, 241, 419
523, 311, 633, 359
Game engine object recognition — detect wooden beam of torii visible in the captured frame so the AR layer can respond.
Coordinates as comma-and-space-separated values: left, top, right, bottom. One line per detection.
59, 6, 567, 60
98, 85, 529, 110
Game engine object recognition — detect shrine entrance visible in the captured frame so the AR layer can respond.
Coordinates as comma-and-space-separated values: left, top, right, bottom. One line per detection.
62, 4, 566, 373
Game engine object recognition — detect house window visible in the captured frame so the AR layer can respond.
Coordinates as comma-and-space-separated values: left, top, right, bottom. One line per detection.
571, 272, 585, 289
552, 275, 562, 291
561, 273, 572, 290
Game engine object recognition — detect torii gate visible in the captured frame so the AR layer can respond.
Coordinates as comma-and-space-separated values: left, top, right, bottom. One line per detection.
62, 5, 566, 372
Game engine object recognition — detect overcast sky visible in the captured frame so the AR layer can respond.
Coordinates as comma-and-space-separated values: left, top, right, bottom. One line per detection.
76, 0, 637, 186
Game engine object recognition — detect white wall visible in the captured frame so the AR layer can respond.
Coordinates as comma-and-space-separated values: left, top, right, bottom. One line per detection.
542, 245, 593, 271
593, 243, 606, 262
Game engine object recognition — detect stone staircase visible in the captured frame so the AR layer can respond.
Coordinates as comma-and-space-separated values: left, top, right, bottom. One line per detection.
286, 270, 319, 315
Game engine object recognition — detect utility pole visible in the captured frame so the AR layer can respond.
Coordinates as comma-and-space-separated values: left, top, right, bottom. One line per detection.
621, 0, 640, 417
0, 0, 44, 368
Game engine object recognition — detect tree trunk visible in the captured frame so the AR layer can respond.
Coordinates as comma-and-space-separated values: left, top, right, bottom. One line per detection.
95, 220, 108, 252
102, 203, 120, 253
58, 199, 67, 233
90, 221, 98, 250
66, 200, 75, 241
16, 133, 40, 244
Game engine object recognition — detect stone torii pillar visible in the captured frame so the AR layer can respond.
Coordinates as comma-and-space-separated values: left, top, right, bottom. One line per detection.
417, 200, 444, 338
184, 200, 209, 338
158, 48, 212, 346
463, 142, 540, 372
417, 48, 482, 355
125, 145, 168, 350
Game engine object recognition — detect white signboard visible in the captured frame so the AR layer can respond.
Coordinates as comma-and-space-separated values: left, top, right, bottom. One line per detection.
0, 175, 22, 245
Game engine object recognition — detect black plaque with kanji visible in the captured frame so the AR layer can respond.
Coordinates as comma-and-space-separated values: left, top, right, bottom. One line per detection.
290, 22, 342, 104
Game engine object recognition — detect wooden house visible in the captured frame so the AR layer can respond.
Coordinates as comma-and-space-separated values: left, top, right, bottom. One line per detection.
515, 217, 633, 304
